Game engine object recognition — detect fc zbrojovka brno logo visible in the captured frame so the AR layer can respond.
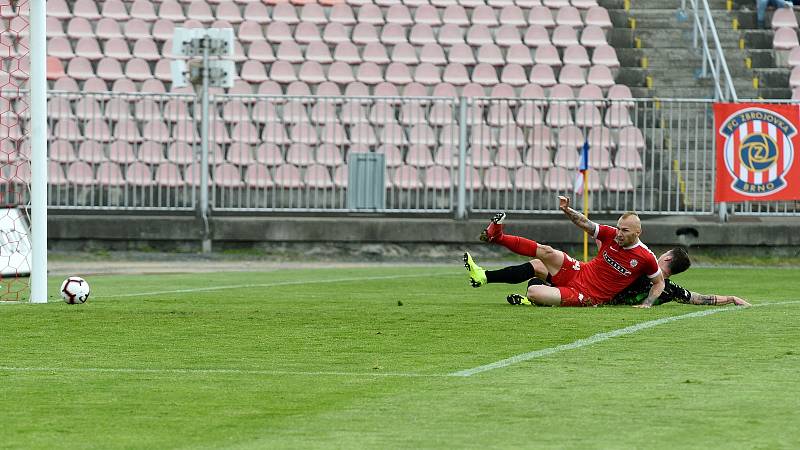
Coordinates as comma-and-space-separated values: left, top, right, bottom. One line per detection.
719, 108, 795, 196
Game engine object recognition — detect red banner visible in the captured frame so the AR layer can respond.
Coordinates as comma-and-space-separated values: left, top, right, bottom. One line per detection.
714, 103, 800, 202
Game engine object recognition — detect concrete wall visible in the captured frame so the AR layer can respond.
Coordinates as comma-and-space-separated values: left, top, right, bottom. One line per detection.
48, 214, 800, 256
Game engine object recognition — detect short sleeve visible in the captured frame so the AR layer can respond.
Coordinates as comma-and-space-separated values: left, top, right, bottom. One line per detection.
644, 252, 661, 279
595, 224, 616, 243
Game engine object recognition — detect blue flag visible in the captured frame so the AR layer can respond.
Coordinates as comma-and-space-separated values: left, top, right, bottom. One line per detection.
574, 140, 590, 193
579, 140, 590, 172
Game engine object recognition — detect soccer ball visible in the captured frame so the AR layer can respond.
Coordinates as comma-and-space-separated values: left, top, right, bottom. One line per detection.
60, 276, 90, 304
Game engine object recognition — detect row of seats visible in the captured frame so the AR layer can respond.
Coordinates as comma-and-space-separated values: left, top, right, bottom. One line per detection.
43, 100, 635, 126
45, 1, 611, 29
39, 160, 636, 191
46, 35, 618, 66
42, 138, 645, 170
48, 75, 634, 100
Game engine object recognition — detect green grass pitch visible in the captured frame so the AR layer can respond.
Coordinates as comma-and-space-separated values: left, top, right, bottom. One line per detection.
1, 265, 799, 449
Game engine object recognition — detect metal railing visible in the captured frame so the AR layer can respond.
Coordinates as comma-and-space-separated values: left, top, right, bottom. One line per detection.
16, 92, 798, 217
685, 0, 738, 101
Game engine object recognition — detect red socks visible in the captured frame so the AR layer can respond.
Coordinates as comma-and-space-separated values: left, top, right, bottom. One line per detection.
495, 234, 538, 257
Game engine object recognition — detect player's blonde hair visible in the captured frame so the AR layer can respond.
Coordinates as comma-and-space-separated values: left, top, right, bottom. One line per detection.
618, 211, 642, 232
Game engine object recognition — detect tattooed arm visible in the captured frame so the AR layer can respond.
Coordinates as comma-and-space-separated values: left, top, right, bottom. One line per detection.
688, 292, 752, 307
558, 196, 597, 235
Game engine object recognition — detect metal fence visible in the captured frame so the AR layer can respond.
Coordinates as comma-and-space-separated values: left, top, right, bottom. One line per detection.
28, 91, 800, 217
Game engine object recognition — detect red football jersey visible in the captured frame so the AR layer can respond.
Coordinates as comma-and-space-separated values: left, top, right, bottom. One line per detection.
571, 225, 661, 302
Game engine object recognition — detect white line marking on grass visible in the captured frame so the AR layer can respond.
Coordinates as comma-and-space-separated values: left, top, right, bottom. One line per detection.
97, 273, 454, 299
0, 366, 450, 378
449, 300, 800, 377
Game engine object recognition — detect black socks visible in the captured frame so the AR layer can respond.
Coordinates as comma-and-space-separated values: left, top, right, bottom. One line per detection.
485, 262, 536, 284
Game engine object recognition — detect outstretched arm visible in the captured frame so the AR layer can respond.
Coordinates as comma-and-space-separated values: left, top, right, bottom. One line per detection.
687, 292, 751, 307
634, 273, 666, 308
558, 196, 597, 236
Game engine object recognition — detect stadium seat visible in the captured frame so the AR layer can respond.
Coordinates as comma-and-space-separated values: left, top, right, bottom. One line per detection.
84, 119, 113, 142
108, 141, 136, 164
774, 27, 800, 50
49, 140, 77, 163
67, 161, 96, 185
304, 164, 334, 189
424, 165, 452, 189
126, 162, 154, 187
484, 166, 514, 190
543, 166, 572, 191
604, 103, 634, 128
274, 163, 304, 188
585, 6, 612, 29
153, 162, 183, 187
466, 24, 494, 46
213, 163, 244, 188
96, 161, 126, 186
614, 146, 644, 169
66, 18, 94, 39
48, 161, 69, 185
575, 104, 604, 127
243, 163, 275, 188
77, 140, 108, 164
588, 126, 613, 151
772, 9, 799, 29
392, 165, 423, 189
137, 142, 168, 164
315, 144, 344, 167
552, 25, 579, 48
514, 166, 543, 190
604, 167, 635, 191
617, 126, 646, 150
113, 119, 143, 143
587, 65, 615, 88
495, 146, 524, 168
47, 17, 66, 38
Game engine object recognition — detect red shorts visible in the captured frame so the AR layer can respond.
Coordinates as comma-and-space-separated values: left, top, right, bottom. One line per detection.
550, 254, 602, 307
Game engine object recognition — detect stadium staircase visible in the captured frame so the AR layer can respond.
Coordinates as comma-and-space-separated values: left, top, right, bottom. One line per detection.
605, 0, 758, 212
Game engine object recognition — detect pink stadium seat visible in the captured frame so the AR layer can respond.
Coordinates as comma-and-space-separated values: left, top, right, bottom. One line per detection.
404, 82, 429, 98
585, 6, 612, 29
558, 125, 585, 149
48, 0, 73, 20
529, 64, 557, 86
124, 19, 152, 40
96, 161, 126, 186
581, 26, 608, 47
152, 20, 175, 41
417, 4, 443, 26
604, 167, 635, 191
244, 164, 275, 188
125, 58, 153, 81
605, 103, 633, 128
316, 144, 344, 167
437, 24, 464, 47
140, 119, 169, 143
358, 3, 384, 26
50, 140, 77, 163
76, 98, 105, 121
525, 144, 552, 169
500, 64, 527, 86
499, 5, 527, 26
549, 83, 575, 103
187, 1, 214, 23
575, 104, 603, 127
484, 166, 514, 190
432, 82, 458, 98
48, 36, 74, 59
300, 3, 327, 24
572, 0, 599, 9
462, 83, 487, 98
158, 0, 186, 21
561, 45, 589, 67
514, 166, 543, 190
304, 164, 334, 189
543, 166, 572, 191
487, 103, 515, 127
267, 23, 295, 44
53, 77, 79, 93
47, 17, 66, 39
588, 146, 612, 169
112, 119, 142, 143
591, 45, 620, 68
133, 38, 160, 61
463, 167, 484, 190
433, 146, 456, 168
392, 165, 423, 189
505, 44, 533, 67
289, 123, 319, 146
130, 0, 157, 21
243, 3, 271, 23
420, 43, 447, 66
154, 162, 184, 187
524, 25, 551, 48
274, 163, 304, 188
406, 145, 435, 167
466, 24, 494, 46
521, 83, 546, 100
320, 123, 349, 145
172, 120, 200, 144
76, 36, 105, 60
614, 146, 644, 170
216, 2, 243, 23
373, 144, 402, 167
225, 142, 255, 166
556, 6, 583, 27
380, 123, 410, 146
588, 126, 613, 150
48, 161, 68, 185
126, 162, 154, 187
67, 161, 96, 185
773, 27, 799, 50
138, 142, 167, 164
103, 38, 132, 61
472, 5, 499, 27
617, 126, 646, 150
213, 163, 243, 188
527, 7, 555, 28
424, 165, 451, 189
441, 4, 469, 26
48, 98, 74, 120
166, 142, 195, 165
353, 23, 380, 45
496, 24, 523, 47
97, 57, 126, 81
408, 24, 436, 46
477, 44, 505, 66
471, 127, 497, 150
108, 141, 136, 164
96, 18, 123, 41
472, 63, 499, 85
772, 8, 799, 29
83, 119, 113, 142
53, 118, 83, 142
252, 143, 283, 166
468, 145, 494, 169
66, 56, 95, 80
238, 21, 266, 43
495, 146, 524, 168
788, 47, 800, 67
414, 63, 441, 85
554, 146, 580, 168
587, 65, 615, 88
517, 103, 545, 127
552, 25, 579, 47
66, 17, 94, 39
76, 140, 107, 164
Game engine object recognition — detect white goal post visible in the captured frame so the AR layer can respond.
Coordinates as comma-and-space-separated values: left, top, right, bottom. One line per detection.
29, 0, 46, 303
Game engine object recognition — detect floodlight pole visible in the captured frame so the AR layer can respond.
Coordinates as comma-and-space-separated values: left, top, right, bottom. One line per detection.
199, 37, 211, 253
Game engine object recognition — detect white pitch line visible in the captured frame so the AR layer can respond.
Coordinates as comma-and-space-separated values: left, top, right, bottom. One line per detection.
0, 366, 449, 378
449, 300, 800, 377
97, 272, 453, 299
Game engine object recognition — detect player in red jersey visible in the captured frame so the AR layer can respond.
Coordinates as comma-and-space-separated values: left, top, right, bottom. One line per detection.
465, 196, 665, 307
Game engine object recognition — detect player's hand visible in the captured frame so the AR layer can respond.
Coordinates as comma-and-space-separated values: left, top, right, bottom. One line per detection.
558, 196, 570, 211
732, 296, 751, 307
633, 303, 653, 308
